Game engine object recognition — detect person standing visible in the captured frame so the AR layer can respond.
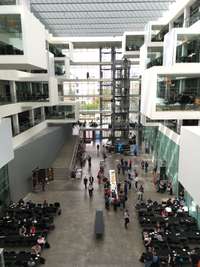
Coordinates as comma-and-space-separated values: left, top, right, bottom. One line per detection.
41, 176, 46, 192
141, 160, 145, 170
124, 209, 130, 229
138, 185, 144, 201
145, 161, 149, 173
83, 176, 88, 189
144, 247, 153, 267
32, 170, 37, 192
134, 176, 139, 190
88, 183, 94, 198
151, 251, 160, 267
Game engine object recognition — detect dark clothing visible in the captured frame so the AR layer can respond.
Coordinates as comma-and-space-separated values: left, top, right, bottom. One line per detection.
83, 178, 88, 189
89, 176, 94, 184
88, 157, 91, 168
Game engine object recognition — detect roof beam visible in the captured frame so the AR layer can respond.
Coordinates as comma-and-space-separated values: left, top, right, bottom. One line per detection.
39, 15, 161, 20
31, 0, 174, 4
32, 8, 170, 13
47, 21, 147, 26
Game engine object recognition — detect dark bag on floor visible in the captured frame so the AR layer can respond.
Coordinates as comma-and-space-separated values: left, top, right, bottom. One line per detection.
45, 242, 50, 249
139, 253, 146, 263
40, 257, 46, 264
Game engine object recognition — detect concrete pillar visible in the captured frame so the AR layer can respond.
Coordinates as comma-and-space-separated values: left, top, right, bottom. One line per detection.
41, 107, 45, 121
17, 0, 31, 10
29, 109, 34, 127
65, 56, 70, 79
9, 81, 17, 103
69, 42, 74, 61
183, 6, 190, 27
177, 120, 183, 134
12, 114, 20, 135
169, 21, 173, 31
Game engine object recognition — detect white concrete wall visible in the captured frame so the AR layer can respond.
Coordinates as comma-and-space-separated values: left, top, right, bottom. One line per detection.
23, 10, 47, 69
49, 77, 59, 105
0, 6, 47, 69
179, 126, 200, 207
0, 118, 14, 168
13, 121, 47, 149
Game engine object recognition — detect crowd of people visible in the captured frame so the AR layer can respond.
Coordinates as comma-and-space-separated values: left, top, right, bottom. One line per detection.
0, 199, 61, 266
82, 141, 150, 231
137, 198, 200, 267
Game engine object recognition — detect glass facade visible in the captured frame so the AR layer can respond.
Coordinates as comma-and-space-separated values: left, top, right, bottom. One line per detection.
18, 110, 33, 133
125, 35, 144, 51
176, 35, 200, 63
16, 82, 49, 102
151, 24, 169, 42
0, 80, 11, 105
49, 43, 64, 57
144, 127, 179, 194
0, 165, 10, 206
0, 14, 23, 55
34, 108, 42, 125
45, 105, 75, 120
156, 76, 200, 111
189, 0, 200, 26
173, 13, 184, 28
154, 130, 179, 195
0, 0, 16, 4
55, 60, 65, 76
147, 47, 163, 68
184, 190, 200, 227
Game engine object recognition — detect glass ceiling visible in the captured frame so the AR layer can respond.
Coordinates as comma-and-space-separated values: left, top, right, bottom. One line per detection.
30, 0, 175, 37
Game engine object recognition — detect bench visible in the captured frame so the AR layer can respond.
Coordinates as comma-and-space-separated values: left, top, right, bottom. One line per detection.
94, 210, 104, 238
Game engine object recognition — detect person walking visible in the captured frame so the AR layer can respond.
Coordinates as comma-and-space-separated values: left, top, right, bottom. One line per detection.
89, 175, 94, 185
88, 183, 94, 198
88, 155, 92, 168
124, 181, 128, 199
117, 162, 121, 175
129, 159, 132, 170
83, 176, 88, 189
96, 144, 100, 152
124, 209, 130, 229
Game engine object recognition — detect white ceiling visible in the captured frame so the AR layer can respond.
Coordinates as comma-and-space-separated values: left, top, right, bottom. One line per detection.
30, 0, 176, 37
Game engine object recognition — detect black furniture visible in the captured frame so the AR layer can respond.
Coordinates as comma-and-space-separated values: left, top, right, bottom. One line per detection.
94, 210, 104, 238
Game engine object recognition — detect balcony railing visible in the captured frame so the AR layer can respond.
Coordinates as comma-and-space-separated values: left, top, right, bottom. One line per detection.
17, 95, 49, 102
46, 112, 75, 120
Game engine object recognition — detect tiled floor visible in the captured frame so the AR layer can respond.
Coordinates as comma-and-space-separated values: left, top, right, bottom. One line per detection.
26, 141, 169, 267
